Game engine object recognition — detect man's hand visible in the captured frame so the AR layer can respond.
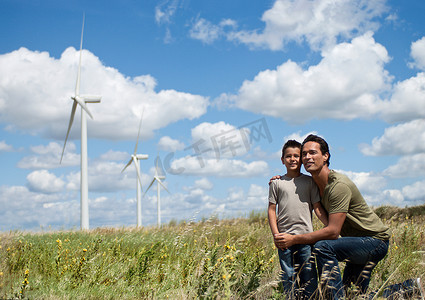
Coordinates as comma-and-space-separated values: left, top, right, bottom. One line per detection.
268, 175, 282, 185
273, 232, 295, 249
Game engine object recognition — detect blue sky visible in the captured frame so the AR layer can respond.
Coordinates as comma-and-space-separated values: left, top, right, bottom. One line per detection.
1, 0, 425, 231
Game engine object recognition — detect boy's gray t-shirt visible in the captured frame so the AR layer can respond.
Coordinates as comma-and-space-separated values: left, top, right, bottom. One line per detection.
268, 174, 320, 235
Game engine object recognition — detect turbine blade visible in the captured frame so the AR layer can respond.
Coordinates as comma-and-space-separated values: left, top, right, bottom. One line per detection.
143, 179, 156, 197
60, 101, 78, 163
156, 177, 170, 194
75, 14, 85, 96
121, 157, 133, 173
134, 108, 145, 154
133, 158, 144, 192
74, 96, 94, 119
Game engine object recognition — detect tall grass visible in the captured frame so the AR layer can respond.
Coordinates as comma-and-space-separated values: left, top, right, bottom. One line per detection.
0, 206, 424, 299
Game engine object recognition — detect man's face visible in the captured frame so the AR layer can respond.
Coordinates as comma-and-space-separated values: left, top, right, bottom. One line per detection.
281, 147, 301, 172
302, 141, 328, 174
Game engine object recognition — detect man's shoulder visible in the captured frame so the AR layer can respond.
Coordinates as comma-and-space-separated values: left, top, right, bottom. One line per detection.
329, 170, 352, 185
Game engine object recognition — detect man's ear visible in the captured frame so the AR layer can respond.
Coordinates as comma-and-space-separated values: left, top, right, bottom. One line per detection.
323, 152, 330, 165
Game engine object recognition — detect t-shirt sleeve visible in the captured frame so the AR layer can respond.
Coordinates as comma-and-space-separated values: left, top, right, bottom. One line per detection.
268, 181, 278, 204
328, 182, 351, 213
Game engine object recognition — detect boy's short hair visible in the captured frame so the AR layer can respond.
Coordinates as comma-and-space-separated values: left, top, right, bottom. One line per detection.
282, 140, 301, 158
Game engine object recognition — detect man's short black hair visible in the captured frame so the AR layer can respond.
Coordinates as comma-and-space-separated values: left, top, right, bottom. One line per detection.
301, 134, 331, 166
282, 140, 301, 158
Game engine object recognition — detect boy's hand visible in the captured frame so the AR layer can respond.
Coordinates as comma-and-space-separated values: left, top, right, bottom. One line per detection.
268, 175, 282, 185
274, 232, 295, 249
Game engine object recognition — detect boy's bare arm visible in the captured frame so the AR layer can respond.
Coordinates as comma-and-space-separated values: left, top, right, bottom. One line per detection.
268, 203, 282, 249
313, 202, 328, 226
268, 203, 279, 235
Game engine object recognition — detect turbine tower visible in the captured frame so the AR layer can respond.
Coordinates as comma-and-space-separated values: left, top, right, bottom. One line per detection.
122, 112, 148, 227
60, 15, 101, 230
144, 156, 169, 226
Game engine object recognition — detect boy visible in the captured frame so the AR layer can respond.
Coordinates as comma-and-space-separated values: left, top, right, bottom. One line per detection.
268, 140, 328, 299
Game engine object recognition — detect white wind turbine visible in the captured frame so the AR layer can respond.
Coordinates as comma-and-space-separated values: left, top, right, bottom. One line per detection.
144, 156, 170, 226
121, 112, 149, 227
60, 15, 101, 230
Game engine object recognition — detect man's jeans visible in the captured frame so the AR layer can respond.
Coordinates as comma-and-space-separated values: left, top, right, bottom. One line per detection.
278, 244, 317, 299
314, 237, 389, 299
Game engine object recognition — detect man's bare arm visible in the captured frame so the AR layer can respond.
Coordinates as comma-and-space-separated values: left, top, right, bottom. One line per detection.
313, 202, 328, 226
274, 212, 346, 249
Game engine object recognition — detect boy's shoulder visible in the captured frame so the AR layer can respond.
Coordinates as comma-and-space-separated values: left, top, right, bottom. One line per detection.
298, 173, 314, 181
270, 173, 313, 186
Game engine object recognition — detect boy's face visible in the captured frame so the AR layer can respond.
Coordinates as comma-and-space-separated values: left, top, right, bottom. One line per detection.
281, 147, 301, 172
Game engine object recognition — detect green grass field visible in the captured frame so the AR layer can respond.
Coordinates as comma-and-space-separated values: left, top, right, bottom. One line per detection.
1, 206, 424, 299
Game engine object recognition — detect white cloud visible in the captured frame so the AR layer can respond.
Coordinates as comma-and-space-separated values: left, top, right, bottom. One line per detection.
0, 140, 13, 152
410, 37, 425, 70
284, 131, 318, 144
190, 121, 251, 158
232, 33, 391, 123
0, 185, 75, 231
26, 169, 65, 194
226, 0, 388, 51
169, 156, 268, 177
382, 153, 425, 178
189, 18, 223, 44
158, 136, 185, 152
99, 150, 129, 161
155, 0, 179, 24
369, 189, 405, 206
360, 119, 425, 156
194, 178, 213, 190
18, 142, 78, 169
379, 73, 425, 123
63, 159, 146, 193
402, 180, 425, 202
0, 47, 209, 141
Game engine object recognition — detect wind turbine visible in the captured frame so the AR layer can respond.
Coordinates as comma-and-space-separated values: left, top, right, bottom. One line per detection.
144, 156, 170, 226
121, 112, 148, 227
60, 15, 101, 230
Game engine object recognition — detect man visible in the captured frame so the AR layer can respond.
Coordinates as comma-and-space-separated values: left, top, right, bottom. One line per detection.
274, 134, 390, 299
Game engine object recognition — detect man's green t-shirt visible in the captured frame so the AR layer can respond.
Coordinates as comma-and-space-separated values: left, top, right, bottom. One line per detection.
321, 170, 390, 240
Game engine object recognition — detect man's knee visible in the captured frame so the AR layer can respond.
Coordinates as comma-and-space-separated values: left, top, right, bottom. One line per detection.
313, 240, 332, 254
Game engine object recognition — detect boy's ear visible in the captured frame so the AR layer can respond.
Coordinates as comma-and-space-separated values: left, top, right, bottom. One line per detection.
281, 157, 285, 165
